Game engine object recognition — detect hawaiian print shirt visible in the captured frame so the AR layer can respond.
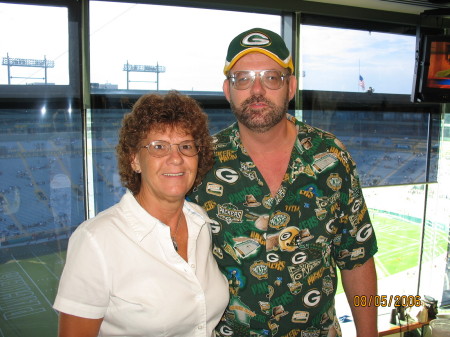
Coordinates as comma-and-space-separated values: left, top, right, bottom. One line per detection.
190, 114, 378, 337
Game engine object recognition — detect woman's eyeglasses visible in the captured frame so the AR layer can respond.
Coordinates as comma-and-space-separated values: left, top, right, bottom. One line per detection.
142, 140, 200, 157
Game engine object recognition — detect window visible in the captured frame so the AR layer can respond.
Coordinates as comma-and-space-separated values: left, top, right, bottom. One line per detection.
300, 25, 416, 94
0, 2, 83, 336
89, 1, 281, 213
298, 19, 450, 333
0, 3, 69, 85
0, 1, 449, 336
89, 1, 281, 92
299, 23, 439, 187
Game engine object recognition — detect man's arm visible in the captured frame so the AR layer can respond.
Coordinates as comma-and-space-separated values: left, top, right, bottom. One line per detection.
340, 257, 378, 337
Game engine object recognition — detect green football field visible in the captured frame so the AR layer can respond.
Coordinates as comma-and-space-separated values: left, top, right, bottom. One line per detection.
370, 210, 448, 277
0, 241, 67, 337
0, 212, 447, 337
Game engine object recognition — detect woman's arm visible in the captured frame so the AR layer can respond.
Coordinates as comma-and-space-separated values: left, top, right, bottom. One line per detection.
58, 312, 103, 337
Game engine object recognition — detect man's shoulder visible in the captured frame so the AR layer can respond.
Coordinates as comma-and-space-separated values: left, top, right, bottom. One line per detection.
212, 122, 238, 142
294, 119, 350, 153
296, 119, 337, 139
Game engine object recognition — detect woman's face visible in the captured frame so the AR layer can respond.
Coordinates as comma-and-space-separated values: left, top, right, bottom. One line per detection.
132, 126, 198, 204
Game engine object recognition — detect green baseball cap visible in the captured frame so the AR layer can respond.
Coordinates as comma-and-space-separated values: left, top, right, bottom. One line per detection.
223, 27, 294, 75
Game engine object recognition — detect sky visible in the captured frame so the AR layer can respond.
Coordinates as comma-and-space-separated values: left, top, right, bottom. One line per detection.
0, 4, 69, 85
300, 25, 416, 94
0, 1, 416, 94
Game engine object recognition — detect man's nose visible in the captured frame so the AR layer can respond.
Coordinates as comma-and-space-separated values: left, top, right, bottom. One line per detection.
250, 74, 266, 95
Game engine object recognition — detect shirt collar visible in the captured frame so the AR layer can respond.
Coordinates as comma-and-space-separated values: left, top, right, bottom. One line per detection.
119, 190, 212, 242
227, 113, 299, 152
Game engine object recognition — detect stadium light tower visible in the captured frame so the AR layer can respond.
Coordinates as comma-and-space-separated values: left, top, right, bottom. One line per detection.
123, 61, 166, 90
2, 53, 55, 85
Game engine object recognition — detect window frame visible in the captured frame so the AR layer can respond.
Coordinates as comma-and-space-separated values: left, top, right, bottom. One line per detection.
0, 0, 82, 108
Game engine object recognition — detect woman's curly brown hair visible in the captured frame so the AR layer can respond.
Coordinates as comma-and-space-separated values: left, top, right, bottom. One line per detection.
116, 90, 214, 195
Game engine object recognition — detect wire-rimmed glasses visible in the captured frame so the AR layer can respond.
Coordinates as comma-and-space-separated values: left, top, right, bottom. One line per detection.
141, 140, 200, 157
227, 70, 288, 90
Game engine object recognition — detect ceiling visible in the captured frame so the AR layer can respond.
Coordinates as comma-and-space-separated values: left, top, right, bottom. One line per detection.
306, 0, 450, 15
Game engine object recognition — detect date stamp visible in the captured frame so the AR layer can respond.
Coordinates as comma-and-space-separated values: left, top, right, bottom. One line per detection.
353, 295, 422, 307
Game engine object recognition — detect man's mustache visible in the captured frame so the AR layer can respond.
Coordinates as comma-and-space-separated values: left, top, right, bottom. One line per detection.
242, 95, 273, 109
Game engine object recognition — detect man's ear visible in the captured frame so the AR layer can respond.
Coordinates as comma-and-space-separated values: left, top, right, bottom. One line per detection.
223, 79, 231, 103
288, 75, 297, 101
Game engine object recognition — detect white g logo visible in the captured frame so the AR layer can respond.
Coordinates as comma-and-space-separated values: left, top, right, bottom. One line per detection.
242, 32, 270, 46
292, 251, 308, 264
215, 168, 239, 184
356, 223, 373, 242
304, 289, 321, 307
219, 325, 233, 336
267, 252, 280, 263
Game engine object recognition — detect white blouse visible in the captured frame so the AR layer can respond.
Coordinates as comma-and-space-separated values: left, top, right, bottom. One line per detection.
53, 190, 229, 337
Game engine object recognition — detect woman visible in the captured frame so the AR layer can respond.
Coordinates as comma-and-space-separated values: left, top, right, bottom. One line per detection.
53, 91, 229, 337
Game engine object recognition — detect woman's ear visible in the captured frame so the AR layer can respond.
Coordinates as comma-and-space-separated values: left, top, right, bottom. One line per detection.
131, 153, 141, 174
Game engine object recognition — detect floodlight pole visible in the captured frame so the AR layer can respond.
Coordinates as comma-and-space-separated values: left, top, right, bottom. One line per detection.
2, 53, 55, 84
126, 60, 129, 90
123, 61, 165, 90
44, 55, 48, 85
156, 62, 160, 91
6, 53, 11, 85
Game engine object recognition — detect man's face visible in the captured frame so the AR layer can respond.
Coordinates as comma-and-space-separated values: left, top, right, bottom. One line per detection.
223, 52, 296, 133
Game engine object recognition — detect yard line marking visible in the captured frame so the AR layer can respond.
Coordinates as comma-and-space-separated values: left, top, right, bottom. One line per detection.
374, 254, 390, 278
31, 250, 60, 281
11, 253, 58, 316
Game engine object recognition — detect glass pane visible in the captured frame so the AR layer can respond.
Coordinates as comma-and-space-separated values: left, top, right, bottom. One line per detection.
0, 3, 69, 85
302, 105, 440, 186
0, 107, 85, 336
420, 112, 450, 308
300, 25, 415, 94
299, 22, 448, 331
90, 104, 237, 213
90, 108, 127, 213
89, 1, 280, 91
365, 185, 424, 300
338, 184, 425, 335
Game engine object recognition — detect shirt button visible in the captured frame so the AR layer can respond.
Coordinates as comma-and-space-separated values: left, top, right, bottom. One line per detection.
198, 324, 204, 330
190, 264, 196, 269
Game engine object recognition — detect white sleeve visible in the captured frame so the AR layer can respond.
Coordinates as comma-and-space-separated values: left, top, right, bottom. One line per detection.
53, 225, 110, 319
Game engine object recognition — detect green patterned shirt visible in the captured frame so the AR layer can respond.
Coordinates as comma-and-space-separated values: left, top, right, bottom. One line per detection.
190, 114, 378, 337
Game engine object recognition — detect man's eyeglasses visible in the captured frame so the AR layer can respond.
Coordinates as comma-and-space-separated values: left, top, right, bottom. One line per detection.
141, 140, 200, 157
227, 70, 289, 90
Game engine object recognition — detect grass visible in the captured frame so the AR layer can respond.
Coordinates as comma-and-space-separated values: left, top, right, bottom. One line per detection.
0, 241, 66, 337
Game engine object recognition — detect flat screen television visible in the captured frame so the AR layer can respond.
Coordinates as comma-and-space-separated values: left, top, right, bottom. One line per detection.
412, 34, 450, 103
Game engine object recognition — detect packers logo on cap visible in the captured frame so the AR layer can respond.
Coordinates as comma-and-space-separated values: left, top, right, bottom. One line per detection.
224, 27, 294, 75
241, 32, 271, 47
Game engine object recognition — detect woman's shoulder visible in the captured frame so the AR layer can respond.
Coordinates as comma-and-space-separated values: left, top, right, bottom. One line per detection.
73, 202, 122, 236
184, 199, 217, 224
184, 199, 207, 216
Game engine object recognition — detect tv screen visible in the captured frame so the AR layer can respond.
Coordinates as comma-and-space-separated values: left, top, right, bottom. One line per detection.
412, 34, 450, 103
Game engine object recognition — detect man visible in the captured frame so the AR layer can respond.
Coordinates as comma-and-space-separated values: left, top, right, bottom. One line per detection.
190, 28, 378, 337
